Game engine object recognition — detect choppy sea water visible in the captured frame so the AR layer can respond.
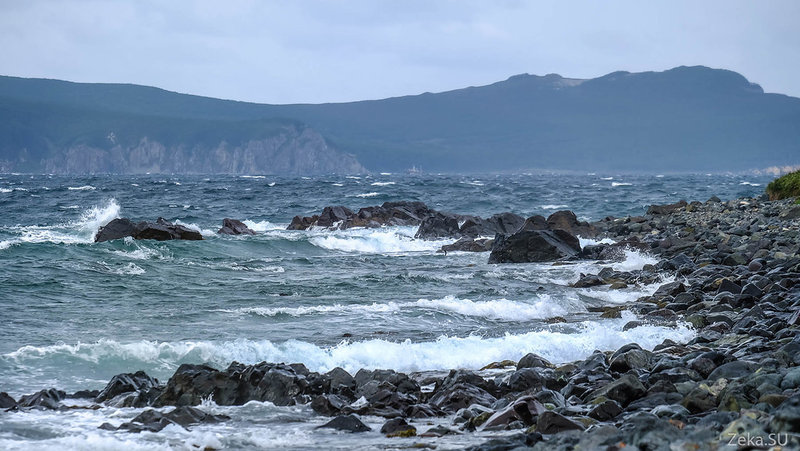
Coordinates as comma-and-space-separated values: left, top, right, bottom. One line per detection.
0, 172, 769, 449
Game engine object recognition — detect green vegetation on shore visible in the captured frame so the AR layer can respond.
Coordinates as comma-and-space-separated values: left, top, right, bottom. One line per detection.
766, 170, 800, 201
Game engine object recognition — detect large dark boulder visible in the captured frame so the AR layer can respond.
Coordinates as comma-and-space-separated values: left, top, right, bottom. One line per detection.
415, 212, 461, 239
18, 388, 66, 410
489, 229, 581, 263
95, 371, 159, 404
0, 392, 17, 409
519, 215, 549, 232
546, 210, 598, 237
287, 214, 318, 230
95, 218, 137, 242
316, 206, 354, 228
153, 364, 236, 407
218, 218, 256, 235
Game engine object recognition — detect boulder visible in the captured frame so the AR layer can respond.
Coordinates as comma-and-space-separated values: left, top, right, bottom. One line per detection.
18, 388, 65, 410
546, 210, 598, 237
590, 374, 646, 407
316, 414, 371, 432
218, 218, 256, 235
95, 371, 159, 404
488, 229, 581, 263
133, 218, 203, 241
316, 206, 354, 228
380, 417, 416, 437
94, 218, 137, 242
519, 215, 549, 232
415, 212, 461, 239
536, 411, 585, 434
440, 237, 494, 253
0, 392, 17, 409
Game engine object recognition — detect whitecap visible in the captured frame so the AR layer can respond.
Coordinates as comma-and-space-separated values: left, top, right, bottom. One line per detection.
242, 220, 284, 232
355, 192, 380, 198
3, 314, 694, 375
611, 182, 632, 187
413, 295, 570, 321
345, 176, 361, 179
371, 181, 395, 186
331, 183, 344, 187
379, 172, 392, 175
67, 185, 95, 191
540, 204, 568, 210
173, 220, 215, 237
240, 175, 266, 179
600, 177, 614, 180
0, 188, 11, 193
268, 182, 276, 187
308, 226, 452, 254
739, 181, 761, 186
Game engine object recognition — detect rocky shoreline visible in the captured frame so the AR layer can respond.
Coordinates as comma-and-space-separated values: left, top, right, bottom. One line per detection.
6, 194, 800, 449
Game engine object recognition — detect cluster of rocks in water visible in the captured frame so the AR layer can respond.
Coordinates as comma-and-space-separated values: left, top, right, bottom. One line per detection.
12, 195, 800, 448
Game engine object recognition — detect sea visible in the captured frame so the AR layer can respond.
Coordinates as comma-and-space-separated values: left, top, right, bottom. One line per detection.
0, 172, 770, 449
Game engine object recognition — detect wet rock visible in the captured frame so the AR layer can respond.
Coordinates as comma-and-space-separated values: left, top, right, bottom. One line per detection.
316, 414, 371, 433
108, 406, 229, 433
609, 344, 652, 372
381, 417, 416, 437
519, 215, 549, 232
546, 210, 597, 238
218, 218, 256, 235
419, 425, 458, 437
440, 237, 493, 253
18, 388, 65, 410
652, 281, 686, 298
415, 212, 461, 239
590, 373, 646, 407
517, 353, 554, 370
489, 229, 580, 263
707, 361, 755, 380
482, 396, 546, 429
311, 394, 350, 416
95, 371, 159, 404
133, 218, 203, 241
0, 392, 17, 409
536, 411, 585, 434
94, 218, 137, 242
588, 400, 622, 421
770, 394, 800, 433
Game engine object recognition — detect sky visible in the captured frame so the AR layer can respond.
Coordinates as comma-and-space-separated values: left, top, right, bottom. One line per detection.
1, 0, 798, 104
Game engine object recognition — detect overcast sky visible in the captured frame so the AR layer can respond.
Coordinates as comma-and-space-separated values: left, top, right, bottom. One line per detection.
1, 0, 798, 104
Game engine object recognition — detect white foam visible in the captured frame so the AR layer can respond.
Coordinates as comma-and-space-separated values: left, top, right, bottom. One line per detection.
371, 181, 395, 186
240, 175, 266, 179
611, 182, 632, 187
345, 176, 361, 180
308, 226, 452, 254
268, 182, 276, 187
379, 172, 392, 175
608, 248, 660, 272
1, 199, 120, 249
3, 314, 693, 375
0, 188, 11, 193
173, 220, 215, 237
355, 192, 380, 198
413, 295, 569, 321
540, 204, 568, 210
578, 236, 616, 248
601, 176, 614, 180
67, 185, 96, 191
109, 263, 145, 275
331, 183, 344, 187
229, 302, 403, 317
243, 220, 284, 232
739, 181, 761, 186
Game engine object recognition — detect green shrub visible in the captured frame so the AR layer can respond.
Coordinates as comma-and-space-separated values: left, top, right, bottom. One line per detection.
766, 170, 800, 200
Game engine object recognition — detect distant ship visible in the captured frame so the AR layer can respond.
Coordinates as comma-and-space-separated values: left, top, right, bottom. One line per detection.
406, 165, 422, 174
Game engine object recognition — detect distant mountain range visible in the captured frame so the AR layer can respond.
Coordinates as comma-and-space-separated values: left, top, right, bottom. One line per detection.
1, 65, 798, 174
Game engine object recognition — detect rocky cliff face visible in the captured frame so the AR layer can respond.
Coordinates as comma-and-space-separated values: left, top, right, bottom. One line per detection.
38, 125, 364, 175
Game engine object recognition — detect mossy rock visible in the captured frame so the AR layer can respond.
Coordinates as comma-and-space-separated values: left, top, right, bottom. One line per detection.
386, 428, 417, 438
766, 170, 800, 200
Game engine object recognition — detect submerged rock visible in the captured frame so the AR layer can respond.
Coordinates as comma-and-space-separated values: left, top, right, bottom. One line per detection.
317, 414, 371, 432
94, 217, 203, 242
102, 406, 229, 433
